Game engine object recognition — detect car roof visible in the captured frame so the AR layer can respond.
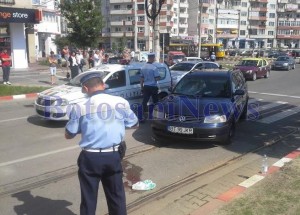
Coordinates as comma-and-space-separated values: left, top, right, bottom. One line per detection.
88, 62, 168, 72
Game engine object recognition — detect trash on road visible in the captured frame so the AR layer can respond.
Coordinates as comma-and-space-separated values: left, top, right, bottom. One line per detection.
132, 180, 156, 190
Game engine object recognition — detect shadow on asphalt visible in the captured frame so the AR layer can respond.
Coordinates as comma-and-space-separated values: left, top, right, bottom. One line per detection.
12, 190, 76, 215
27, 115, 66, 128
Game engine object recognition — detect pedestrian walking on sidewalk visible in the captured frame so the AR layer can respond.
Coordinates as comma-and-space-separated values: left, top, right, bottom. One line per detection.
65, 72, 139, 215
48, 51, 58, 85
140, 53, 161, 122
0, 48, 12, 85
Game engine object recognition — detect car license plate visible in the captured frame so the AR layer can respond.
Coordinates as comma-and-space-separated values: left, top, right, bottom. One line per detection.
168, 126, 193, 134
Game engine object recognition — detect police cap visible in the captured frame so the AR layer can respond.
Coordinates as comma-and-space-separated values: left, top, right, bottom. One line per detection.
148, 53, 155, 58
79, 72, 103, 85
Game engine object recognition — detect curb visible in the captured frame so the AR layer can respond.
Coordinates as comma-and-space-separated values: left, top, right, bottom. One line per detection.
191, 147, 300, 215
0, 93, 38, 101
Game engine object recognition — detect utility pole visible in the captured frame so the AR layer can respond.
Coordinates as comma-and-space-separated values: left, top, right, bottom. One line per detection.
134, 0, 138, 52
145, 0, 165, 62
197, 0, 203, 58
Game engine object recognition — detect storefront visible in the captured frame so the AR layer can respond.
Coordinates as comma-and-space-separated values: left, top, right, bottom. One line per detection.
0, 7, 41, 69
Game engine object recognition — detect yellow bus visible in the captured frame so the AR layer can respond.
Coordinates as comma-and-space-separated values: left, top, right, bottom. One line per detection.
167, 43, 225, 59
200, 44, 225, 59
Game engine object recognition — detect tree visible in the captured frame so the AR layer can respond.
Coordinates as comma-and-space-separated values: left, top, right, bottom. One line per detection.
59, 0, 103, 49
53, 36, 73, 51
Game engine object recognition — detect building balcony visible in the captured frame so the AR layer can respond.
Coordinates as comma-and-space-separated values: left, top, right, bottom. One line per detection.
249, 0, 268, 2
110, 0, 132, 3
179, 13, 189, 18
166, 11, 174, 16
217, 34, 237, 39
124, 21, 134, 25
200, 13, 209, 18
160, 10, 167, 16
110, 21, 123, 26
125, 32, 134, 37
137, 21, 144, 25
166, 22, 174, 27
179, 23, 188, 28
250, 7, 268, 12
179, 2, 188, 8
0, 0, 15, 5
137, 0, 144, 2
137, 10, 144, 15
249, 16, 267, 21
217, 24, 239, 29
101, 32, 111, 37
111, 32, 124, 37
166, 0, 174, 4
110, 9, 133, 15
276, 34, 300, 39
137, 32, 145, 37
277, 26, 300, 30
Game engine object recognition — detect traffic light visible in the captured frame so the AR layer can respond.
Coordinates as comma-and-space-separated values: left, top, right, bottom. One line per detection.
159, 33, 170, 48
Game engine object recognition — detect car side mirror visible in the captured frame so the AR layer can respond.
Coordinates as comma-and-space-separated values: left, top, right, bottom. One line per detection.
219, 65, 222, 69
234, 89, 245, 96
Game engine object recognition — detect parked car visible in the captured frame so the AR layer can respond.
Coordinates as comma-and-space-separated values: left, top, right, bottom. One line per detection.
183, 57, 203, 62
35, 63, 172, 120
271, 56, 296, 71
234, 58, 271, 81
170, 61, 222, 85
151, 69, 248, 145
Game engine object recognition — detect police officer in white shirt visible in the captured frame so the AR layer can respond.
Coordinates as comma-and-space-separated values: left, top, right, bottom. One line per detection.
65, 72, 138, 215
140, 53, 161, 122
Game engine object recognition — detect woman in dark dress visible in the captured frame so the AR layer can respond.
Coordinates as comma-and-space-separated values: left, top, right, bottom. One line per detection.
68, 51, 79, 79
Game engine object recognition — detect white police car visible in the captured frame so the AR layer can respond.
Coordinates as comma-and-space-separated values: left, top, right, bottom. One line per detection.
35, 63, 172, 120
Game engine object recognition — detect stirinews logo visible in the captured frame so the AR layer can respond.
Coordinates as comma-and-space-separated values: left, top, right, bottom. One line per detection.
0, 11, 29, 19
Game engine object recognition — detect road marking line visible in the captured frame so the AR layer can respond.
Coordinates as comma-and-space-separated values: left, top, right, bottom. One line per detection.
0, 145, 79, 167
257, 102, 286, 111
239, 174, 265, 188
0, 116, 28, 123
249, 91, 300, 99
272, 157, 292, 167
257, 106, 300, 124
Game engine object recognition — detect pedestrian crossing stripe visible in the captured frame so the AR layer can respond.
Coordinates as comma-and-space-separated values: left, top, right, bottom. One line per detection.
247, 98, 300, 124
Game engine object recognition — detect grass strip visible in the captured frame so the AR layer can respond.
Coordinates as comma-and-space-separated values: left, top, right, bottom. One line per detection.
0, 85, 49, 97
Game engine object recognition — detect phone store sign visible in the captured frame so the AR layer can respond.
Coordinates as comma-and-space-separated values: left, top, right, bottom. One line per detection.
0, 7, 39, 23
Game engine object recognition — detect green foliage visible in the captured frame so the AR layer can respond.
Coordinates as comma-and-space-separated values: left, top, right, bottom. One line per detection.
53, 36, 73, 50
59, 0, 103, 49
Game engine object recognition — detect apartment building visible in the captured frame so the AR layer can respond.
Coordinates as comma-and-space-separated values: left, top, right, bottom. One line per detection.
277, 0, 300, 49
32, 0, 61, 59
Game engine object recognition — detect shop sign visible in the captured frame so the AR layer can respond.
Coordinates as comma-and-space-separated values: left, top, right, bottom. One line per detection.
0, 7, 39, 23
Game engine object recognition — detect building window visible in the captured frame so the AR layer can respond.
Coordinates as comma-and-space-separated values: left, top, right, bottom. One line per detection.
242, 2, 247, 7
241, 12, 247, 17
209, 9, 214, 14
268, 31, 274, 35
240, 30, 245, 35
269, 13, 275, 18
241, 21, 246, 25
137, 4, 144, 10
138, 27, 144, 32
208, 29, 213, 34
115, 27, 121, 32
269, 21, 275, 26
209, 19, 214, 24
127, 16, 133, 21
138, 16, 144, 22
126, 27, 133, 32
127, 4, 132, 10
32, 0, 40, 4
269, 4, 275, 9
114, 5, 120, 10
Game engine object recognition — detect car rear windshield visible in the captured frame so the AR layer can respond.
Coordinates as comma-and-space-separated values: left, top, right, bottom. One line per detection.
276, 56, 289, 61
173, 75, 230, 98
170, 63, 194, 71
236, 60, 258, 66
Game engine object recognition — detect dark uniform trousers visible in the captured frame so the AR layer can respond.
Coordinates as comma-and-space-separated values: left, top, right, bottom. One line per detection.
142, 85, 159, 113
77, 150, 127, 215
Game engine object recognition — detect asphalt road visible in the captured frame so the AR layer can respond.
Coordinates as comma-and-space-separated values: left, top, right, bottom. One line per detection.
1, 66, 300, 214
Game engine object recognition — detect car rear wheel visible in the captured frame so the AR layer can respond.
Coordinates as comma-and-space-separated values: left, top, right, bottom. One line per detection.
264, 70, 270, 78
252, 72, 257, 81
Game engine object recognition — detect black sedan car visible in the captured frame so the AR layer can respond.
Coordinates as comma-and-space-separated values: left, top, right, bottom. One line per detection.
151, 69, 249, 145
271, 56, 296, 71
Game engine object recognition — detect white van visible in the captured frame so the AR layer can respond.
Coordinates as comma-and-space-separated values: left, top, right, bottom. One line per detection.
35, 63, 172, 120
